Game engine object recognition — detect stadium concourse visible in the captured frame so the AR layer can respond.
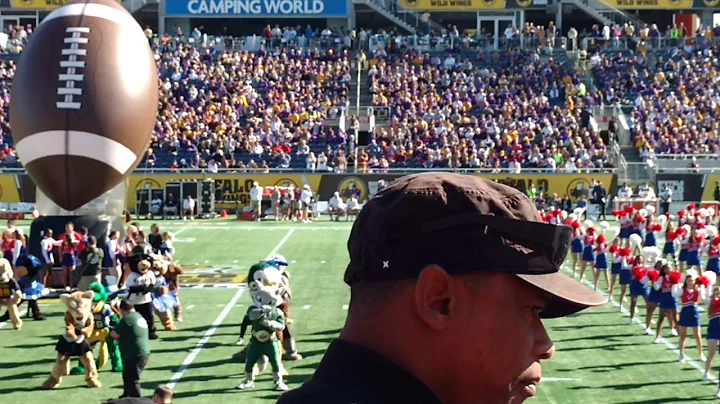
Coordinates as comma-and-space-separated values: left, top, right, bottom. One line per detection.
3, 19, 720, 404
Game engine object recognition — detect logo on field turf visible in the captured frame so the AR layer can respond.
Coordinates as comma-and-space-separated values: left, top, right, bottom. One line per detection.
338, 177, 367, 201
181, 265, 247, 284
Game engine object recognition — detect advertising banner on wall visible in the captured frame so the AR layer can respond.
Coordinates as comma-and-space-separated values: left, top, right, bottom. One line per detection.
10, 0, 118, 9
165, 0, 348, 17
655, 173, 705, 203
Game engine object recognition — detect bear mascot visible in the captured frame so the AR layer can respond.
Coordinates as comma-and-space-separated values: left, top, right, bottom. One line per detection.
235, 284, 288, 391
42, 290, 102, 389
70, 282, 123, 375
126, 243, 158, 339
151, 257, 178, 331
0, 258, 22, 329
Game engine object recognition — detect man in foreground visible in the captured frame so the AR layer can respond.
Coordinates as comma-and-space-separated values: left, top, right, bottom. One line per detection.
111, 300, 151, 399
278, 172, 606, 404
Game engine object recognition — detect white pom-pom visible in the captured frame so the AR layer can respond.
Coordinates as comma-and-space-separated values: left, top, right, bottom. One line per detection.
697, 229, 707, 238
583, 220, 594, 230
709, 208, 716, 217
31, 209, 39, 219
646, 205, 656, 214
568, 213, 578, 222
606, 227, 620, 241
560, 210, 568, 220
642, 246, 661, 264
707, 226, 718, 237
630, 233, 643, 249
700, 208, 709, 218
687, 268, 699, 281
574, 208, 584, 215
639, 208, 648, 217
706, 271, 718, 287
600, 221, 610, 230
657, 215, 667, 226
683, 225, 692, 233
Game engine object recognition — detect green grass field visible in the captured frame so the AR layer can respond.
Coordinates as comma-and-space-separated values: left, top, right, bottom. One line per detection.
2, 219, 720, 403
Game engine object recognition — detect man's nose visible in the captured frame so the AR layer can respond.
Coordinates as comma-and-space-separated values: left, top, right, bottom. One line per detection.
535, 321, 555, 360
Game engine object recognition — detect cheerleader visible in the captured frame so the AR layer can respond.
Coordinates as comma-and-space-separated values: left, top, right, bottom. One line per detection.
104, 231, 121, 292
632, 211, 646, 240
12, 230, 26, 269
704, 285, 720, 389
663, 226, 678, 264
593, 235, 609, 292
569, 221, 583, 277
119, 225, 139, 286
687, 227, 705, 274
619, 209, 633, 248
645, 217, 661, 247
579, 227, 596, 282
617, 247, 633, 307
608, 238, 623, 297
707, 237, 720, 276
629, 255, 650, 325
2, 229, 15, 264
678, 226, 690, 273
165, 258, 184, 322
675, 275, 706, 363
39, 229, 60, 287
160, 231, 176, 257
60, 223, 82, 289
645, 263, 663, 335
653, 262, 682, 343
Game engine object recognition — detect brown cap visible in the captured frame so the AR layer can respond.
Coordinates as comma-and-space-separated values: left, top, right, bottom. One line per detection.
344, 172, 607, 318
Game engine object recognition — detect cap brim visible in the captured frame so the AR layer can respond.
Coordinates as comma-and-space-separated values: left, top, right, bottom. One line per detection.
517, 272, 607, 318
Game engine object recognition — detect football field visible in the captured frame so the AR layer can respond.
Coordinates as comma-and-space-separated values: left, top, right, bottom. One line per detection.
2, 219, 720, 403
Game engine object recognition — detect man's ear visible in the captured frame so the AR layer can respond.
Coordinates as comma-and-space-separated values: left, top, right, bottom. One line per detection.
414, 265, 456, 331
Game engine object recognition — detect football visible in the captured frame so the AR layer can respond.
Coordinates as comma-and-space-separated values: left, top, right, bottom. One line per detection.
10, 0, 158, 212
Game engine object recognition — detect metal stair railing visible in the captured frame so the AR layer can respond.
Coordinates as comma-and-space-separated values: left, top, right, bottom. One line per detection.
355, 0, 445, 35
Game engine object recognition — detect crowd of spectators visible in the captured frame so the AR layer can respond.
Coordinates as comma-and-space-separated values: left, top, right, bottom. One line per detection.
588, 24, 720, 159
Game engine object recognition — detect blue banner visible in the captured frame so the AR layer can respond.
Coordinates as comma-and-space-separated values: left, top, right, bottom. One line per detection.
165, 0, 348, 16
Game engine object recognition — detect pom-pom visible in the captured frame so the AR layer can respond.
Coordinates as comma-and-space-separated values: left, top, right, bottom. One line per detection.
647, 270, 660, 283
652, 223, 663, 231
705, 271, 718, 287
612, 210, 620, 217
632, 266, 647, 281
639, 209, 648, 218
583, 219, 594, 230
713, 236, 720, 245
597, 235, 607, 244
568, 213, 578, 222
678, 210, 686, 217
620, 248, 632, 257
682, 225, 692, 234
646, 205, 656, 214
709, 208, 716, 217
687, 268, 699, 281
700, 208, 710, 218
697, 229, 707, 238
636, 216, 646, 223
688, 204, 696, 211
707, 226, 718, 238
600, 221, 610, 230
669, 271, 683, 284
571, 221, 581, 229
697, 276, 711, 288
573, 207, 585, 216
587, 227, 597, 234
642, 246, 661, 264
629, 233, 643, 248
609, 245, 620, 254
560, 210, 568, 220
657, 215, 667, 226
606, 227, 620, 241
625, 206, 634, 213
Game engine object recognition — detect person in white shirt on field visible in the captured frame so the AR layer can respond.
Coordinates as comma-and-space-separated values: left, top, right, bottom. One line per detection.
328, 191, 345, 221
300, 185, 313, 224
346, 195, 360, 221
249, 182, 263, 221
182, 195, 196, 220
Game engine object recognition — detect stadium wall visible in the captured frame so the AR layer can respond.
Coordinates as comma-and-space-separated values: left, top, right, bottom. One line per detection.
0, 172, 621, 211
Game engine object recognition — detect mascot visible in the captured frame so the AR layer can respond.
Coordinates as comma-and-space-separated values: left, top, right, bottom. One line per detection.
126, 243, 158, 339
165, 259, 184, 322
0, 258, 22, 329
235, 285, 288, 391
42, 290, 102, 389
152, 257, 177, 331
70, 282, 123, 374
12, 254, 49, 321
267, 254, 302, 361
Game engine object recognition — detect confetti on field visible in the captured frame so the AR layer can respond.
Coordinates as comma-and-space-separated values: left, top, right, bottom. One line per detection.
320, 260, 326, 264
291, 260, 296, 264
303, 305, 311, 310
342, 305, 349, 310
204, 260, 210, 264
233, 260, 239, 263
187, 305, 195, 310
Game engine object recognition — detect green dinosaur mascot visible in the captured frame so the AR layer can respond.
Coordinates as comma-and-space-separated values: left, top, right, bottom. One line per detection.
235, 284, 288, 391
70, 283, 123, 374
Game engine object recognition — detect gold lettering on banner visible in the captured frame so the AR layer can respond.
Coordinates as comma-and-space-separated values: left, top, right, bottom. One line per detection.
429, 0, 472, 5
614, 0, 657, 5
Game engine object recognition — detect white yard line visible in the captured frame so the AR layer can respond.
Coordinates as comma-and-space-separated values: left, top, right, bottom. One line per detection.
0, 321, 6, 329
166, 228, 296, 390
172, 228, 187, 236
565, 268, 719, 383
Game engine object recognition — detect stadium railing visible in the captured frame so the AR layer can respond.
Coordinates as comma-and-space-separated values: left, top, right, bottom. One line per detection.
0, 167, 617, 174
366, 34, 568, 52
153, 34, 352, 52
580, 36, 720, 51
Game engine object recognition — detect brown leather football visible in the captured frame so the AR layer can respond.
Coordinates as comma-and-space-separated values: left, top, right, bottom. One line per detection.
10, 0, 158, 212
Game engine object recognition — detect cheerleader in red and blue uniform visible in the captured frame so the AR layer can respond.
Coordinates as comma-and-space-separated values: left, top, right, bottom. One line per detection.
608, 238, 623, 297
619, 208, 634, 248
676, 274, 708, 363
632, 212, 646, 240
687, 227, 706, 274
653, 264, 683, 343
663, 225, 678, 264
645, 218, 661, 247
707, 237, 720, 276
645, 265, 663, 335
678, 227, 690, 273
703, 285, 720, 390
39, 229, 61, 287
617, 247, 634, 307
2, 229, 15, 265
60, 222, 82, 288
570, 221, 583, 277
593, 235, 609, 292
579, 227, 596, 283
629, 255, 649, 325
11, 230, 26, 268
